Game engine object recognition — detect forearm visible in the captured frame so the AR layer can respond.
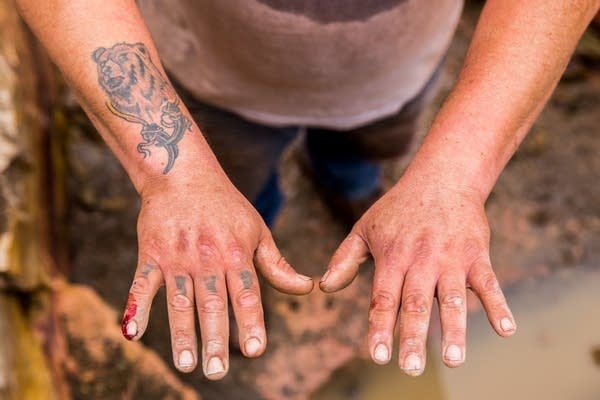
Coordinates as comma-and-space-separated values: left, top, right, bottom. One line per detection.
406, 0, 599, 200
17, 0, 224, 193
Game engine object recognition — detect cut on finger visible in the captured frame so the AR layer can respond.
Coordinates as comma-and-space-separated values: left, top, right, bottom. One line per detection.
122, 260, 164, 341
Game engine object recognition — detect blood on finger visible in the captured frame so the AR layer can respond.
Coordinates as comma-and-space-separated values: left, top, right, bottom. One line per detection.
122, 293, 138, 340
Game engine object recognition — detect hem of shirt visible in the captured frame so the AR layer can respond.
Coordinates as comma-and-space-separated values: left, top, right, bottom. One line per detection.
223, 100, 409, 131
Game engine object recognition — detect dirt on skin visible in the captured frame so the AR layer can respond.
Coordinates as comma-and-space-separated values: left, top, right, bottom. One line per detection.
64, 3, 600, 400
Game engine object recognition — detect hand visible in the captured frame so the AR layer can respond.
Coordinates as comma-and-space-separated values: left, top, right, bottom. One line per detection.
120, 171, 313, 379
320, 172, 516, 376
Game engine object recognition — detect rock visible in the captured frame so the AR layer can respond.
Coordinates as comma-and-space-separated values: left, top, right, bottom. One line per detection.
54, 281, 200, 400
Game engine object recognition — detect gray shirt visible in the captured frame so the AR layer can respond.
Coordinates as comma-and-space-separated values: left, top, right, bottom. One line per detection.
139, 0, 462, 129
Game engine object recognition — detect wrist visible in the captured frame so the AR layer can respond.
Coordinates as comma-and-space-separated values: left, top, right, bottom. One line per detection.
115, 123, 228, 197
401, 130, 498, 205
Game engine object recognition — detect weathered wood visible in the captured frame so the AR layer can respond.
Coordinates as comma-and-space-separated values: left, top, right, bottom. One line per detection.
0, 0, 62, 398
0, 293, 57, 399
0, 0, 49, 291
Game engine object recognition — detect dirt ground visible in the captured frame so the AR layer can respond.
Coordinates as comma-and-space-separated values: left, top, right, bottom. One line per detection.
64, 3, 599, 399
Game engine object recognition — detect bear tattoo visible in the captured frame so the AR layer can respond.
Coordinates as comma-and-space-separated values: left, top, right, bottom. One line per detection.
92, 42, 191, 173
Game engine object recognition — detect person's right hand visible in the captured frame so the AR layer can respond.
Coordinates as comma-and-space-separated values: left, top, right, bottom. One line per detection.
120, 169, 314, 379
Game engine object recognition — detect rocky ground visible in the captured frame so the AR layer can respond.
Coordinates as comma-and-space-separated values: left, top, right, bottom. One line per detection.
60, 3, 600, 400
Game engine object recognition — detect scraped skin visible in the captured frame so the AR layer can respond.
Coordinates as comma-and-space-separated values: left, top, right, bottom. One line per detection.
16, 0, 314, 379
321, 0, 599, 376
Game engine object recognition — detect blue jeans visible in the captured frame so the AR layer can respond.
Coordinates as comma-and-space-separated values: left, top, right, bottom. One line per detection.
254, 145, 381, 227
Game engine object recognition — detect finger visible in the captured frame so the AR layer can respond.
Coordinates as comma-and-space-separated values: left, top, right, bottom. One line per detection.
467, 259, 516, 337
368, 258, 404, 365
165, 272, 198, 373
398, 268, 436, 377
437, 270, 467, 367
121, 260, 164, 341
225, 259, 266, 359
320, 231, 370, 292
254, 230, 313, 295
194, 268, 229, 380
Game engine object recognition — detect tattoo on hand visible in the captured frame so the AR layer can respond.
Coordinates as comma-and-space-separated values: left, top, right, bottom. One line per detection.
204, 275, 217, 293
92, 42, 191, 173
240, 270, 253, 289
175, 275, 187, 295
141, 263, 155, 276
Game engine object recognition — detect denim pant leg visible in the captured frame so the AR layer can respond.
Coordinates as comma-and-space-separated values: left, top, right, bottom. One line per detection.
172, 77, 299, 227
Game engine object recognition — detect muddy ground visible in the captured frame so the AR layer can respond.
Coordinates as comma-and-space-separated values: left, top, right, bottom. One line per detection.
63, 3, 599, 400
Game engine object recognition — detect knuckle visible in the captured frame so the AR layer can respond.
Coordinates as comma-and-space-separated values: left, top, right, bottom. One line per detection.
176, 230, 191, 253
368, 313, 390, 328
224, 242, 247, 268
401, 336, 423, 349
169, 294, 193, 311
205, 339, 225, 355
402, 318, 429, 335
412, 233, 433, 263
369, 291, 398, 314
235, 289, 260, 309
196, 238, 218, 259
480, 272, 501, 294
172, 330, 194, 348
263, 255, 291, 281
130, 276, 151, 295
402, 292, 430, 314
381, 239, 403, 264
440, 291, 465, 311
275, 256, 291, 272
443, 327, 465, 339
199, 295, 227, 314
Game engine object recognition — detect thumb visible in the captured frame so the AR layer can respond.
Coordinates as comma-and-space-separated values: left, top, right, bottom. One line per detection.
320, 231, 370, 292
254, 229, 314, 295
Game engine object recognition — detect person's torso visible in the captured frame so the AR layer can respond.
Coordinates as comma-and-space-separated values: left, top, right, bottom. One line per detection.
138, 0, 463, 129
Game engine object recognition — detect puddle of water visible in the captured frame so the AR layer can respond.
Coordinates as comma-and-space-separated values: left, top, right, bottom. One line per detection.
312, 268, 600, 400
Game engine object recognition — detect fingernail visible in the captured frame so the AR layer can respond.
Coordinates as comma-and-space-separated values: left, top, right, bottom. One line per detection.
373, 343, 390, 363
403, 353, 422, 374
445, 344, 462, 362
244, 337, 262, 357
501, 317, 515, 332
178, 350, 194, 368
206, 357, 225, 375
123, 320, 137, 339
299, 274, 312, 281
320, 270, 331, 283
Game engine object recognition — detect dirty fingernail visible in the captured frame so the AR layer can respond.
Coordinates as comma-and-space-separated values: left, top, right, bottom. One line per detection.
244, 337, 262, 357
445, 344, 462, 362
299, 274, 312, 281
501, 317, 515, 332
178, 350, 194, 368
320, 270, 331, 283
206, 357, 225, 375
373, 343, 390, 363
403, 354, 422, 375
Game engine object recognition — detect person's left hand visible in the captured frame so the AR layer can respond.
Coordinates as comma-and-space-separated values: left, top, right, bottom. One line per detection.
319, 168, 516, 376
